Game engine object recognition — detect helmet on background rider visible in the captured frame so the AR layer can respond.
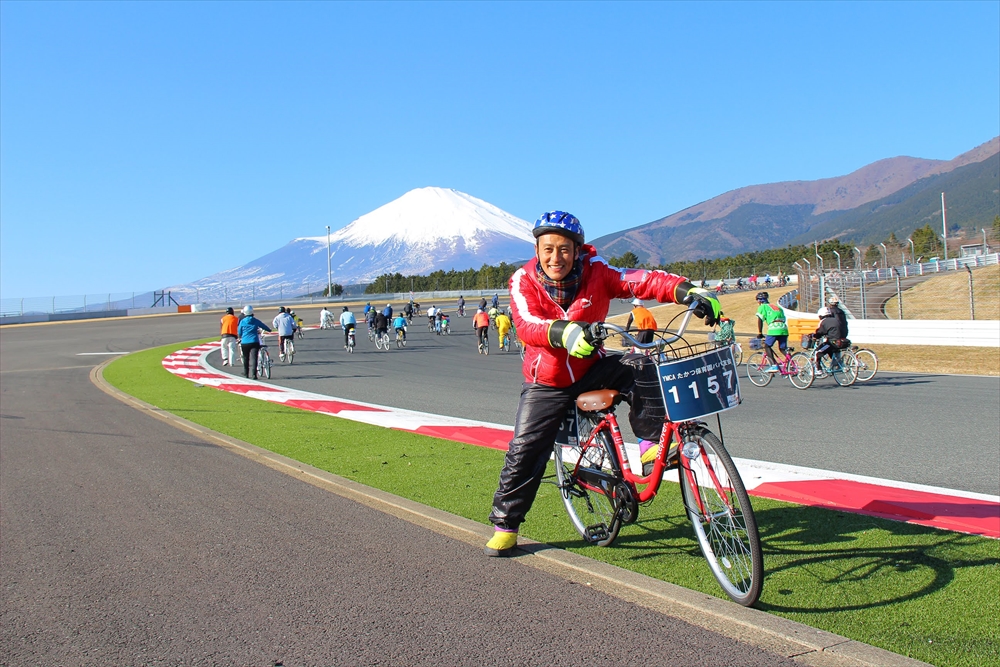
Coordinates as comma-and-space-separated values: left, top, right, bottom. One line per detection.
631, 298, 642, 306
818, 306, 832, 318
756, 292, 769, 303
532, 211, 585, 246
828, 295, 840, 305
242, 305, 253, 316
342, 306, 349, 312
278, 306, 286, 313
226, 307, 234, 315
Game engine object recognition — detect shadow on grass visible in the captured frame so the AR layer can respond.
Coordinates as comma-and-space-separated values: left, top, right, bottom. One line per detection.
543, 501, 999, 614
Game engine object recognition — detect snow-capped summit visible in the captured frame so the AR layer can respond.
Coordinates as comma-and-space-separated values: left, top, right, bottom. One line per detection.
167, 187, 535, 301
305, 187, 535, 250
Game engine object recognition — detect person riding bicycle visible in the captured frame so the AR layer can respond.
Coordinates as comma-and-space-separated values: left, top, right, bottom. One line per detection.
339, 306, 356, 349
426, 304, 437, 330
714, 314, 736, 346
382, 303, 393, 320
624, 298, 657, 345
492, 293, 500, 309
736, 277, 746, 290
487, 305, 500, 329
374, 311, 389, 339
495, 309, 512, 346
366, 306, 377, 333
290, 310, 304, 336
403, 301, 413, 321
363, 302, 372, 316
473, 308, 490, 351
484, 210, 720, 557
457, 295, 466, 316
272, 307, 297, 361
813, 306, 846, 375
827, 295, 849, 337
716, 278, 726, 294
319, 306, 333, 329
237, 306, 272, 379
754, 291, 788, 372
434, 308, 447, 334
392, 314, 408, 342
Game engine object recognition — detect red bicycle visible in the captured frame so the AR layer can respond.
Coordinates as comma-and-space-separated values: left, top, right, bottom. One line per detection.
552, 305, 763, 606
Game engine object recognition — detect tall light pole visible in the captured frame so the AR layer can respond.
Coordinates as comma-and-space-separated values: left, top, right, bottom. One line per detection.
907, 238, 915, 264
879, 243, 887, 270
833, 250, 841, 271
941, 192, 949, 260
326, 225, 332, 298
854, 247, 862, 270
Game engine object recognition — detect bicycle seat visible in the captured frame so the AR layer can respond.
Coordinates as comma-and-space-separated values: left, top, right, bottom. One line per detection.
576, 389, 619, 412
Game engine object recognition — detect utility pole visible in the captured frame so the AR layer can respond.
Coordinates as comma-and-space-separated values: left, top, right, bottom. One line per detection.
326, 226, 332, 298
941, 192, 949, 260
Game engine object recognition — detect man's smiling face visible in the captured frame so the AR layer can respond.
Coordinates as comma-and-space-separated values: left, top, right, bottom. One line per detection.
536, 233, 579, 281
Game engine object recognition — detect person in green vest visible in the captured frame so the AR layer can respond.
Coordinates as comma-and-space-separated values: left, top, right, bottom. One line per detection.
755, 291, 788, 372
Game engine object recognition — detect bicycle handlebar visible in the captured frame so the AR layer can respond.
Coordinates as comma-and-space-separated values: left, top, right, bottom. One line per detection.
589, 301, 699, 350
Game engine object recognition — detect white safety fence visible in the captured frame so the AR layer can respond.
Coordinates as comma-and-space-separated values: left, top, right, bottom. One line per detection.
782, 309, 1000, 347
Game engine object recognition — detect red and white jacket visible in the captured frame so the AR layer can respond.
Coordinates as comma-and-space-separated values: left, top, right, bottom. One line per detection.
510, 245, 688, 388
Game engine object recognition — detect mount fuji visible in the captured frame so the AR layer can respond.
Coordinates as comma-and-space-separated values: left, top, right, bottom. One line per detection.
168, 187, 535, 301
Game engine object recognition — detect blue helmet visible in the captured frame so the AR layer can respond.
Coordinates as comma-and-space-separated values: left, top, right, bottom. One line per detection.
533, 211, 584, 246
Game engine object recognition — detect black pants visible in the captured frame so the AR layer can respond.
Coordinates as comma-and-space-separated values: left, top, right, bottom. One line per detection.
343, 323, 355, 346
477, 326, 489, 347
489, 355, 634, 531
241, 342, 260, 378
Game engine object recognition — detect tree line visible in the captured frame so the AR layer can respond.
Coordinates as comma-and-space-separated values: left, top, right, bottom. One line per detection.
364, 219, 1000, 294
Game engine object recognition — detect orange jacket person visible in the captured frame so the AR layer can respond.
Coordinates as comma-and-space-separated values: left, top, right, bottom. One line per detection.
625, 298, 658, 345
220, 307, 239, 367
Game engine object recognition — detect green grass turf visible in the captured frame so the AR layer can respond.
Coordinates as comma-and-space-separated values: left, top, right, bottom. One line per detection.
104, 341, 1000, 667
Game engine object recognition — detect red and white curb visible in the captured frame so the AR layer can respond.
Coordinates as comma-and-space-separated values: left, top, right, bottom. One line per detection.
163, 341, 1000, 540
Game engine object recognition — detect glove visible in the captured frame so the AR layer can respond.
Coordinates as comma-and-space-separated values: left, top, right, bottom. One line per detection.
682, 287, 722, 327
548, 320, 597, 359
757, 333, 765, 339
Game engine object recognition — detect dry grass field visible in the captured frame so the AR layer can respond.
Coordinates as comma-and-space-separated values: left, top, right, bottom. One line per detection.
883, 264, 999, 320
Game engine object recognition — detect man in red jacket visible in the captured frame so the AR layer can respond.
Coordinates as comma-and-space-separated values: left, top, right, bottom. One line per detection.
484, 211, 721, 556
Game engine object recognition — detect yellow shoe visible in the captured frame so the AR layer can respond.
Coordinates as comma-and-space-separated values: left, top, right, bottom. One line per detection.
484, 530, 518, 557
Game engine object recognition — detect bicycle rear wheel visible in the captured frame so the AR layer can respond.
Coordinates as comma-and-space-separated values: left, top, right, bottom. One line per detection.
553, 427, 626, 547
259, 350, 271, 379
744, 352, 772, 387
678, 426, 762, 606
853, 348, 878, 382
287, 341, 294, 364
786, 353, 814, 389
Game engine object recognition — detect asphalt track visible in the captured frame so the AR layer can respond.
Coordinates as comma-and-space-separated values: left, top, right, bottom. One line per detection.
212, 305, 999, 497
0, 312, 935, 666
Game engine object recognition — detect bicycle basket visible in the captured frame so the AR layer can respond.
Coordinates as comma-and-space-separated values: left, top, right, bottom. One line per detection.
654, 343, 741, 422
800, 334, 815, 349
624, 353, 666, 442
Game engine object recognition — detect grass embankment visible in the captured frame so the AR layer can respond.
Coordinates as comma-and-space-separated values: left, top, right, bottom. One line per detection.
885, 265, 1000, 321
104, 343, 1000, 667
608, 281, 1000, 376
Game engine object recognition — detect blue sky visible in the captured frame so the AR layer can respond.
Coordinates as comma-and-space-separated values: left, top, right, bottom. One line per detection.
2, 1, 998, 298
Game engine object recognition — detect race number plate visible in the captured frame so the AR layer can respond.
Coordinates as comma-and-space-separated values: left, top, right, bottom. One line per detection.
658, 346, 741, 422
553, 405, 580, 447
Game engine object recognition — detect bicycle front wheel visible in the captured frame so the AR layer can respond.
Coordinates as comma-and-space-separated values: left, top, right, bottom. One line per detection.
853, 348, 878, 382
260, 351, 272, 379
553, 428, 625, 547
678, 426, 763, 606
787, 353, 814, 390
288, 341, 294, 364
745, 351, 772, 387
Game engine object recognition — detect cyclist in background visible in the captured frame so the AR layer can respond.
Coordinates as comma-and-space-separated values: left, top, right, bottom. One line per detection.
435, 307, 447, 334
272, 307, 297, 361
393, 313, 408, 342
828, 295, 849, 338
426, 304, 437, 330
715, 314, 736, 346
814, 306, 846, 375
473, 308, 490, 352
484, 210, 719, 557
374, 310, 389, 340
382, 303, 393, 320
290, 310, 304, 337
755, 291, 788, 373
363, 302, 372, 316
403, 301, 413, 322
492, 293, 500, 309
319, 306, 334, 329
366, 306, 377, 334
220, 307, 239, 367
624, 298, 658, 345
457, 295, 466, 317
339, 306, 356, 349
495, 309, 512, 347
237, 306, 271, 379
